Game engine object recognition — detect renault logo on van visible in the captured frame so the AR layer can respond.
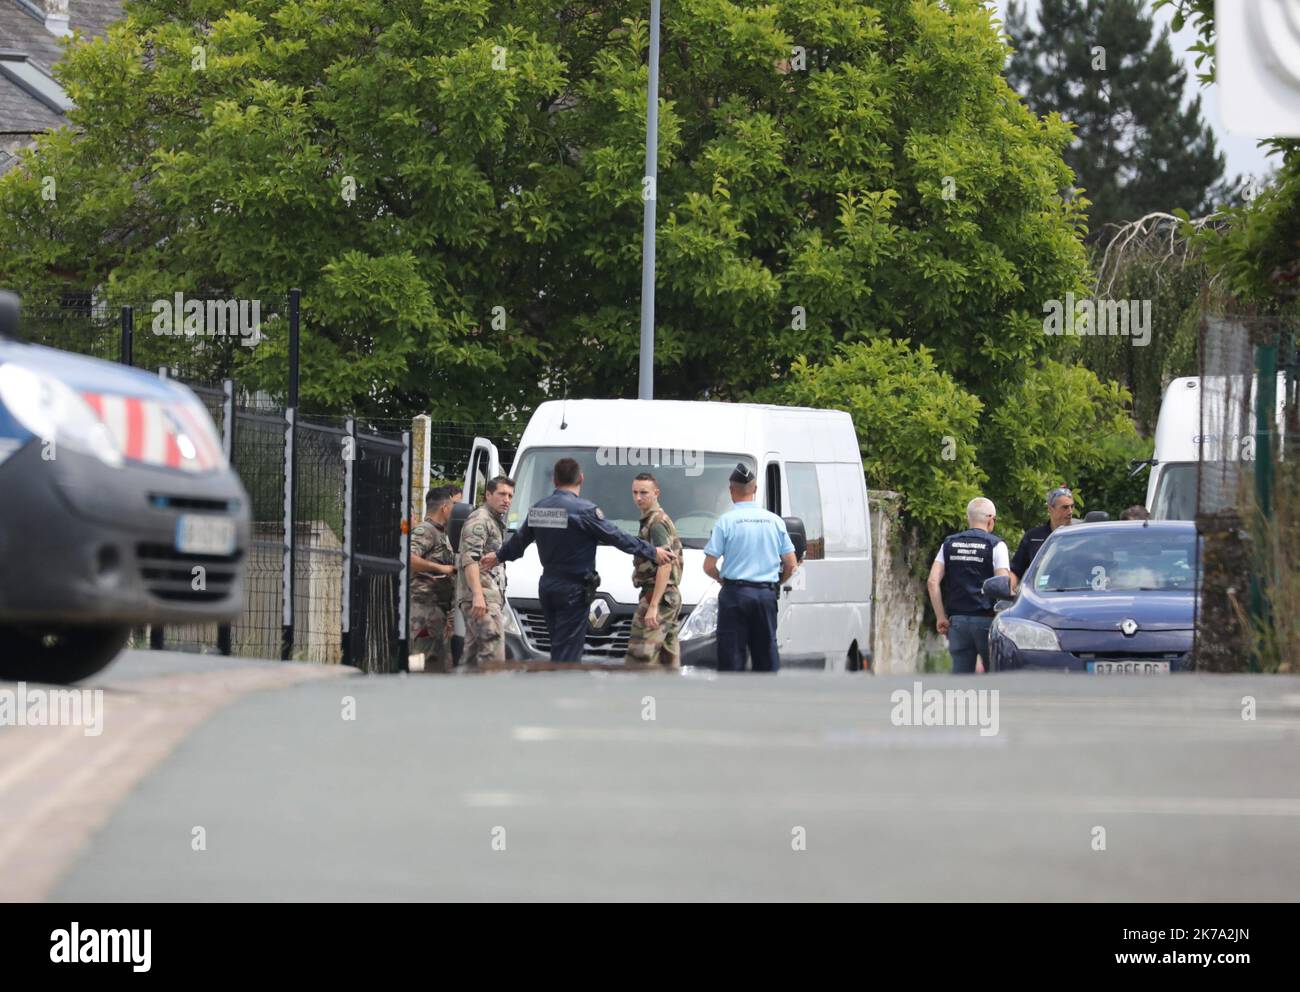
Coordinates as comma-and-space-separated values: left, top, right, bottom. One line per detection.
1120, 618, 1139, 637
588, 597, 612, 632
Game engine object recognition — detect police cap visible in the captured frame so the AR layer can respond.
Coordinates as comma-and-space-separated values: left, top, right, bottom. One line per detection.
729, 463, 756, 485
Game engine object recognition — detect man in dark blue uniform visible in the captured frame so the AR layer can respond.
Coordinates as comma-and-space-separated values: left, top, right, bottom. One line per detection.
702, 464, 798, 672
482, 457, 676, 663
1010, 485, 1075, 591
926, 497, 1011, 674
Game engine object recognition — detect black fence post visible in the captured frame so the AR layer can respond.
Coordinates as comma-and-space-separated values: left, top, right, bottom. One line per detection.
281, 406, 296, 661
281, 289, 301, 662
342, 417, 356, 668
399, 429, 412, 672
217, 377, 236, 657
119, 305, 133, 367
279, 291, 303, 661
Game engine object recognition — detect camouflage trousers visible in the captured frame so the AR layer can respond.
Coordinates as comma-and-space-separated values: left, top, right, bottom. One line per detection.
411, 600, 453, 673
626, 586, 682, 667
460, 601, 505, 667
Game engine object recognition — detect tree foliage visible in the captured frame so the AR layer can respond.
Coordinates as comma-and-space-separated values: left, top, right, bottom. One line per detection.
1005, 0, 1226, 240
2, 0, 1095, 423
780, 339, 984, 544
0, 0, 1143, 548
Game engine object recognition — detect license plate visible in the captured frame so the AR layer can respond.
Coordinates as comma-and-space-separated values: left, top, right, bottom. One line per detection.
1088, 660, 1171, 674
175, 514, 237, 555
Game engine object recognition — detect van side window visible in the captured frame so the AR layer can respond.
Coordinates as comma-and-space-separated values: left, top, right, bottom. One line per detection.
765, 463, 782, 515
786, 462, 825, 560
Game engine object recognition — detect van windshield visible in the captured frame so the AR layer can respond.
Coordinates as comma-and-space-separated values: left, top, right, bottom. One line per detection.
508, 447, 755, 548
1152, 461, 1249, 520
1151, 463, 1197, 520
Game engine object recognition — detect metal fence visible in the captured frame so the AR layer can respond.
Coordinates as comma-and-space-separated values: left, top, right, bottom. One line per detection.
19, 290, 526, 671
18, 293, 293, 386
150, 382, 412, 671
1194, 314, 1299, 671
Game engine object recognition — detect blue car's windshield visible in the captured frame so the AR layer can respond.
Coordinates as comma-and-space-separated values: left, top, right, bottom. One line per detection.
1029, 528, 1199, 593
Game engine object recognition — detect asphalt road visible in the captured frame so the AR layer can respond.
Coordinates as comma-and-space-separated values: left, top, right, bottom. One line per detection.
3, 650, 1299, 901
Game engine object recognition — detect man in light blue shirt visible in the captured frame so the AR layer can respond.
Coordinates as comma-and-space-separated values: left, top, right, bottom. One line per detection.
703, 464, 798, 672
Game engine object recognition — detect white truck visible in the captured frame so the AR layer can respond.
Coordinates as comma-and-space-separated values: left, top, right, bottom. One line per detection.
462, 399, 873, 670
1146, 374, 1288, 519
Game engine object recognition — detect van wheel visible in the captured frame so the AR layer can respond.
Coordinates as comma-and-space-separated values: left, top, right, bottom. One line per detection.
0, 625, 130, 684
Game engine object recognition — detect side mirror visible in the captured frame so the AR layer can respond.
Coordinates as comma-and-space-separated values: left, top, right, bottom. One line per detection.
448, 501, 474, 553
1083, 510, 1110, 523
982, 574, 1013, 602
0, 290, 20, 340
783, 516, 807, 561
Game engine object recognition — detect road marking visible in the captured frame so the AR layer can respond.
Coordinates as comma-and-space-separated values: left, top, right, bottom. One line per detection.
460, 789, 1300, 818
509, 721, 1289, 749
463, 791, 538, 807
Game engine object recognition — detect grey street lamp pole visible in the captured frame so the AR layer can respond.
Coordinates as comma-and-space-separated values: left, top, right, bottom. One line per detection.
638, 0, 661, 401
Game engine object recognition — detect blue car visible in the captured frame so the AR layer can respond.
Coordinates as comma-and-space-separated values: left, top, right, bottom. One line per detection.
987, 520, 1198, 673
0, 292, 250, 683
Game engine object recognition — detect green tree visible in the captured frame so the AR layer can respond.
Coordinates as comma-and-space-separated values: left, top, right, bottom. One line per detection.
780, 339, 1138, 550
1, 0, 1095, 422
1004, 0, 1226, 241
780, 339, 985, 545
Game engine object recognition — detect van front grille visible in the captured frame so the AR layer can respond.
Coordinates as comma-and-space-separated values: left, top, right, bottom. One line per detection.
518, 609, 633, 659
137, 544, 242, 603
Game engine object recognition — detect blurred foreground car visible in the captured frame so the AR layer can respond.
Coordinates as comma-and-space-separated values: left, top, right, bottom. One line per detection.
0, 292, 249, 683
986, 520, 1198, 673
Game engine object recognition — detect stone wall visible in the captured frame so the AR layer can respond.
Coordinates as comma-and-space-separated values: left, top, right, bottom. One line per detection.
867, 490, 925, 673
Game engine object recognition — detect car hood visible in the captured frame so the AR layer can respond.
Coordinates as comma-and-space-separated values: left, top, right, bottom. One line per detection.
1014, 589, 1195, 631
0, 339, 182, 401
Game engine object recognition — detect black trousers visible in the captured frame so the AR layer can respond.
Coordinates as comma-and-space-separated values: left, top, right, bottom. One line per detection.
716, 583, 780, 672
539, 574, 589, 662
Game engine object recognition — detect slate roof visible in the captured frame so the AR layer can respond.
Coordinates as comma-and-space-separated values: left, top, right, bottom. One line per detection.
0, 1, 123, 140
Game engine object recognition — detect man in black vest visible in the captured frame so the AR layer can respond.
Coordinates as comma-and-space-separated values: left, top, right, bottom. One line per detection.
926, 497, 1010, 674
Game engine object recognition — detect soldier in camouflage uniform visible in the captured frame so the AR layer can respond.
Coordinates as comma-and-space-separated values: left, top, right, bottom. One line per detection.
410, 487, 457, 672
455, 475, 514, 668
625, 473, 684, 668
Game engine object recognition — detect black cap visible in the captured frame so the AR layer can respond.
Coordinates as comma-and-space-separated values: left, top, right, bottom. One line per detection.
729, 463, 756, 485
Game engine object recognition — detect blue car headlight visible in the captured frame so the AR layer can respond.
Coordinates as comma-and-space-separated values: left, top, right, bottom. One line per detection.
993, 617, 1062, 652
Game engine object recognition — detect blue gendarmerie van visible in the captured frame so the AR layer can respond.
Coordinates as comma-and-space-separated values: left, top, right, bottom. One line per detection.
0, 291, 250, 682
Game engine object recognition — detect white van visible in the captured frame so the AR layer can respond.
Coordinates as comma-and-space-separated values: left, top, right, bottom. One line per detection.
1146, 375, 1288, 519
462, 399, 873, 670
